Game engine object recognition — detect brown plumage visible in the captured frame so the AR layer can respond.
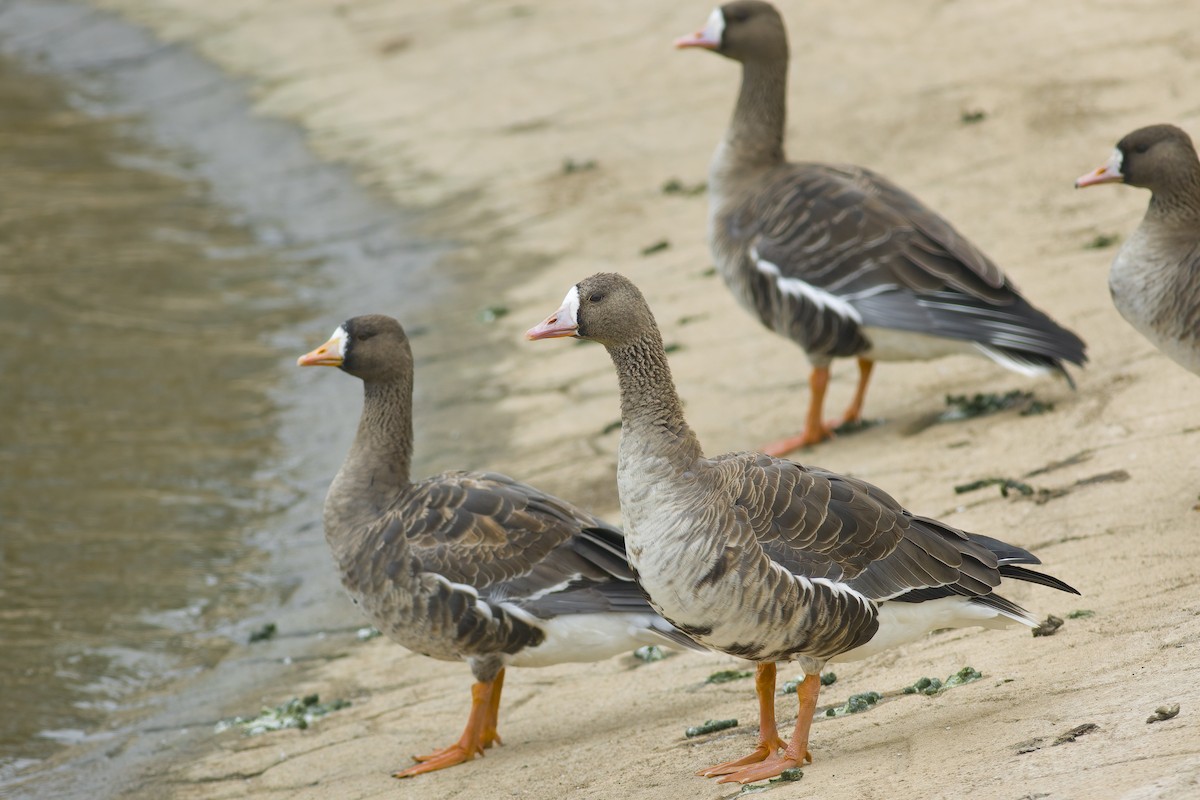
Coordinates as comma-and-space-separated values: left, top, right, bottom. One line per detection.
298, 314, 695, 778
1076, 124, 1200, 376
677, 1, 1087, 453
528, 273, 1078, 784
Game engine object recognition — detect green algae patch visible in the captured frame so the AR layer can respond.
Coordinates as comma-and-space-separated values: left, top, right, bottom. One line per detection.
832, 417, 881, 436
944, 666, 982, 688
686, 718, 738, 738
903, 676, 943, 696
1033, 615, 1064, 637
662, 178, 707, 196
1147, 704, 1180, 724
941, 390, 1051, 421
633, 645, 665, 663
954, 477, 1036, 497
562, 157, 597, 174
904, 667, 982, 696
770, 767, 804, 783
247, 622, 277, 643
1085, 233, 1120, 249
478, 305, 509, 323
216, 694, 351, 736
825, 691, 882, 717
707, 669, 754, 684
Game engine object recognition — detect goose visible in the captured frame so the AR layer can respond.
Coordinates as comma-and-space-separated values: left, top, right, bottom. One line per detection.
527, 273, 1079, 784
675, 1, 1086, 454
297, 314, 698, 778
1075, 123, 1200, 376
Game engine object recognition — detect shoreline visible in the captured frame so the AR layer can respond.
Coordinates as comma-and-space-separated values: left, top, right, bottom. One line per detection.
0, 2, 519, 797
22, 0, 1200, 798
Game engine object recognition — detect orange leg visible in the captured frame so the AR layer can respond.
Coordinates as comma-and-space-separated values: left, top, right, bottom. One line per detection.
394, 669, 506, 778
760, 366, 834, 456
698, 663, 787, 777
479, 668, 505, 749
836, 358, 874, 427
718, 672, 819, 784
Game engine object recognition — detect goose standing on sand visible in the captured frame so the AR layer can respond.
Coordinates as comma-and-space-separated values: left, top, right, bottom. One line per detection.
298, 315, 698, 778
1075, 124, 1200, 376
528, 273, 1078, 784
676, 1, 1087, 454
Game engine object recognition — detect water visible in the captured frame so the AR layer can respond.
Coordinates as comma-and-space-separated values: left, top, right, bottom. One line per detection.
0, 54, 295, 772
0, 2, 526, 795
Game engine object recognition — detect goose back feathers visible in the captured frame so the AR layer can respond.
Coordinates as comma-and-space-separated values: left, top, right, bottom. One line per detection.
721, 162, 1085, 374
335, 470, 674, 667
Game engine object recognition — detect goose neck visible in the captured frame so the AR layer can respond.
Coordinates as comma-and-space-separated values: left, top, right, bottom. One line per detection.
1147, 170, 1200, 225
324, 377, 413, 557
608, 333, 702, 467
721, 58, 788, 172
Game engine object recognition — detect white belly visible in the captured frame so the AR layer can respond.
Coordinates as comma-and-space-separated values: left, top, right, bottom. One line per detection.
831, 597, 1024, 663
1110, 240, 1200, 375
507, 612, 669, 668
861, 326, 979, 362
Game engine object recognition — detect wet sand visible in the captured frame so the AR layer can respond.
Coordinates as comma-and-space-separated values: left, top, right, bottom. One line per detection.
65, 0, 1200, 797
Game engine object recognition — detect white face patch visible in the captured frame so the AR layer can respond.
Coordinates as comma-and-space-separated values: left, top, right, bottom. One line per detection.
329, 325, 349, 357
702, 7, 725, 45
560, 285, 581, 326
1108, 147, 1124, 174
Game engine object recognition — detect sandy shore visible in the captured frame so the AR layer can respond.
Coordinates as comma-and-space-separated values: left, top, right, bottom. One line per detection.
87, 0, 1200, 797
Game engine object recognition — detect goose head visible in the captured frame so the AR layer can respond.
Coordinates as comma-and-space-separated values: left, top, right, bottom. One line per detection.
675, 1, 788, 65
298, 314, 413, 384
1075, 124, 1200, 193
525, 272, 657, 349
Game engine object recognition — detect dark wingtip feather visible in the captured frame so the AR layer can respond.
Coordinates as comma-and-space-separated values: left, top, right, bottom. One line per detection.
999, 564, 1081, 596
970, 592, 1036, 623
989, 347, 1082, 388
967, 533, 1078, 595
966, 532, 1040, 565
572, 526, 634, 580
1058, 362, 1078, 391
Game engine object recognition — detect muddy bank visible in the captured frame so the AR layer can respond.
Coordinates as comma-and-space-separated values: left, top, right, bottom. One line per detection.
0, 1, 533, 797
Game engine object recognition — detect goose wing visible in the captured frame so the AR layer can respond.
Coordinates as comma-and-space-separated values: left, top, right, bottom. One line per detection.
391, 470, 634, 606
716, 452, 1068, 605
734, 163, 1085, 366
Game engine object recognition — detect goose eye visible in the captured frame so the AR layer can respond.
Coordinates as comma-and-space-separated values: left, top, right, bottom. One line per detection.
588, 292, 605, 303
1134, 143, 1149, 154
356, 332, 374, 342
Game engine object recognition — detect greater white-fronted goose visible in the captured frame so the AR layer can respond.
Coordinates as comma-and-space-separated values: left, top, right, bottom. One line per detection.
298, 314, 697, 778
528, 273, 1078, 784
1075, 124, 1200, 376
676, 1, 1087, 454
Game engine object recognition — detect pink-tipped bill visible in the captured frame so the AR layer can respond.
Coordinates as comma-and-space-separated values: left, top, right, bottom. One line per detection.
675, 30, 720, 49
526, 287, 580, 340
1075, 148, 1125, 188
675, 8, 723, 50
298, 326, 348, 367
525, 313, 578, 341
